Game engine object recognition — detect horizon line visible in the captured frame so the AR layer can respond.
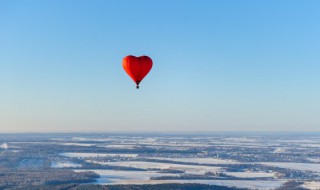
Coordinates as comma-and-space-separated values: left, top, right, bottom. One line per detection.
0, 130, 320, 134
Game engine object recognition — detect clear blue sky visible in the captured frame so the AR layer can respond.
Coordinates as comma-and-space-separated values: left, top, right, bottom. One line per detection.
1, 0, 319, 132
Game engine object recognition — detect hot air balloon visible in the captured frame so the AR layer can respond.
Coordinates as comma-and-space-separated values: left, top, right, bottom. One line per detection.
122, 55, 153, 89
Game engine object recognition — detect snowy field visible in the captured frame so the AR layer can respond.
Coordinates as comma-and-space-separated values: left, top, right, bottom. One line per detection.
149, 157, 239, 164
7, 133, 317, 189
75, 169, 285, 190
51, 161, 82, 168
60, 143, 95, 147
74, 169, 179, 184
99, 145, 138, 149
88, 161, 221, 174
301, 181, 320, 190
54, 134, 320, 190
61, 152, 138, 158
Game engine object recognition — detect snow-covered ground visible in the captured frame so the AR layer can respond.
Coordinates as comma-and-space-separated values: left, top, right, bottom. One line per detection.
75, 169, 285, 190
60, 143, 95, 147
51, 161, 82, 168
300, 181, 320, 190
88, 161, 221, 175
273, 148, 286, 153
149, 157, 239, 164
0, 143, 8, 149
308, 158, 320, 163
125, 142, 213, 147
56, 135, 320, 189
75, 169, 179, 184
277, 139, 319, 143
61, 152, 138, 158
224, 137, 258, 143
185, 180, 285, 190
300, 144, 320, 148
100, 144, 138, 149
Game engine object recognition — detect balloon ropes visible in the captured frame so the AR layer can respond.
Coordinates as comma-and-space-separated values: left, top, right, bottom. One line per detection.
122, 55, 153, 89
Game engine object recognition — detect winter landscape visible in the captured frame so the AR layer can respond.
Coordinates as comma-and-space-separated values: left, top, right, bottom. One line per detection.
0, 133, 319, 189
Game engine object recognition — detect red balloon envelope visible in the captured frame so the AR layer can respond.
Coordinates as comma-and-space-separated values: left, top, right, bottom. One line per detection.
122, 55, 153, 89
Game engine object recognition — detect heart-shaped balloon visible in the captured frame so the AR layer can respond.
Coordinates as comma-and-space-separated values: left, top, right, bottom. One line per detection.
122, 55, 153, 89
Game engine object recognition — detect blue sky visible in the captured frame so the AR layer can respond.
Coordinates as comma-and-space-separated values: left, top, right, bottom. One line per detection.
1, 0, 319, 132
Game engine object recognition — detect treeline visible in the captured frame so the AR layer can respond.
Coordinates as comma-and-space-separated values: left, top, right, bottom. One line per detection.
0, 169, 98, 189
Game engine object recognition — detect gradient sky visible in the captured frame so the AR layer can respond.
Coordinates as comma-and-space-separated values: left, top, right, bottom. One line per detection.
1, 0, 319, 132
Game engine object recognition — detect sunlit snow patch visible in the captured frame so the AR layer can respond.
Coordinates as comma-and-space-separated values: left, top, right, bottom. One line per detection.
60, 143, 95, 146
51, 161, 82, 168
300, 181, 320, 190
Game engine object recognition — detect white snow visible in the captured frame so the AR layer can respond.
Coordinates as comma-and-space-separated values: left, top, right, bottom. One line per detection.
89, 161, 221, 175
0, 143, 8, 149
151, 157, 239, 164
61, 152, 138, 158
74, 169, 179, 184
224, 137, 258, 143
308, 158, 320, 163
188, 180, 285, 190
273, 148, 286, 153
51, 161, 82, 168
101, 145, 138, 149
50, 138, 64, 141
301, 144, 320, 148
300, 181, 320, 190
277, 139, 319, 143
71, 137, 89, 141
60, 143, 95, 147
75, 169, 285, 189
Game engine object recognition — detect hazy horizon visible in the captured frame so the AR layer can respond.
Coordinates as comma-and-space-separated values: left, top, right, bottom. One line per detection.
1, 130, 320, 134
